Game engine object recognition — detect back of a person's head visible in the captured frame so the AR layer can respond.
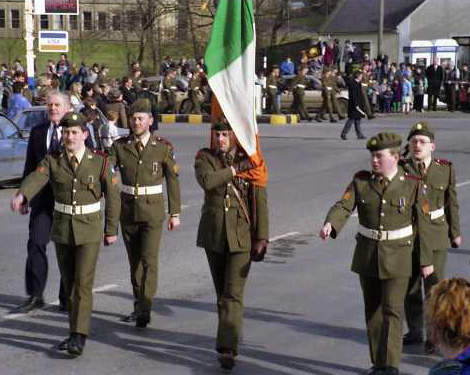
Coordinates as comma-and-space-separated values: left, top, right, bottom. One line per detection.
12, 81, 23, 94
427, 277, 470, 351
106, 110, 118, 122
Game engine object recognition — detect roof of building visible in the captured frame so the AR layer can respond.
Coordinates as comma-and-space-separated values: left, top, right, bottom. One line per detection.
322, 0, 427, 34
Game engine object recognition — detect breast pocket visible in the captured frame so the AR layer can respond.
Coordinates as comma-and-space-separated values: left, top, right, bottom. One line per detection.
428, 182, 446, 209
80, 176, 101, 200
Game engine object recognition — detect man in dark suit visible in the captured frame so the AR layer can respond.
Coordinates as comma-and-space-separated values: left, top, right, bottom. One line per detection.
13, 91, 70, 313
425, 59, 444, 111
340, 71, 367, 140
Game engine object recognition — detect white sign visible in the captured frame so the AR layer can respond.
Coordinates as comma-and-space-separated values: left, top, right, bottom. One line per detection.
38, 31, 69, 53
35, 0, 79, 15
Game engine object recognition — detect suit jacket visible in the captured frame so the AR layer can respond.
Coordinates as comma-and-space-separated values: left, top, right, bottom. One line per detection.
20, 148, 120, 245
109, 133, 181, 225
426, 65, 444, 93
402, 158, 460, 254
325, 166, 421, 279
194, 148, 269, 253
347, 79, 364, 120
23, 121, 54, 212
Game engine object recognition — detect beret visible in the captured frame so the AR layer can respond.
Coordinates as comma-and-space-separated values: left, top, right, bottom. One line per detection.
60, 112, 87, 130
367, 131, 402, 151
130, 99, 152, 115
211, 120, 232, 131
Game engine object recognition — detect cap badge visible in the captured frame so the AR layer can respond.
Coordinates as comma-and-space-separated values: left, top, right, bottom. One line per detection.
371, 139, 377, 145
72, 114, 78, 120
416, 123, 422, 130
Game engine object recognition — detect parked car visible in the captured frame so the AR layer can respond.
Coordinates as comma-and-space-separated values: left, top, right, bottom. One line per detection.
0, 112, 28, 185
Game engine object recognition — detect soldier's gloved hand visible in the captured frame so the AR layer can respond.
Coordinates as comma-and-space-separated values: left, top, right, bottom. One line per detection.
451, 236, 462, 248
104, 235, 117, 246
233, 159, 255, 174
11, 193, 26, 212
251, 239, 268, 262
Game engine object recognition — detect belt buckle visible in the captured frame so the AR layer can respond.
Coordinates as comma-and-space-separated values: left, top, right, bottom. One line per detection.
71, 205, 76, 215
373, 229, 383, 241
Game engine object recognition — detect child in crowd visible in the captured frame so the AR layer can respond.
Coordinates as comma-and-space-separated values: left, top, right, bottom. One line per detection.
82, 108, 101, 151
383, 86, 393, 113
391, 79, 402, 112
402, 76, 412, 114
378, 78, 388, 112
100, 110, 119, 152
413, 79, 425, 112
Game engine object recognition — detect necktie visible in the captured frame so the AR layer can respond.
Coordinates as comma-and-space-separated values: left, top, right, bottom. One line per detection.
418, 162, 426, 177
70, 155, 79, 171
49, 125, 60, 153
136, 141, 144, 154
380, 178, 388, 193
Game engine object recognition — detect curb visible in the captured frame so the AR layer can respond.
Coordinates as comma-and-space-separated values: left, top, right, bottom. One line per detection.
157, 114, 299, 125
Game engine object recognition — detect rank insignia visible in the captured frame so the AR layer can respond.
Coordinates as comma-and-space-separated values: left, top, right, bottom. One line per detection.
342, 185, 352, 200
422, 199, 430, 215
36, 166, 45, 173
152, 162, 158, 174
111, 175, 117, 185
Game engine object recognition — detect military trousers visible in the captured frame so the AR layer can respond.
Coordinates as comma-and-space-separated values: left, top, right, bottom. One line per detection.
360, 87, 373, 117
205, 248, 251, 354
266, 90, 280, 114
188, 90, 201, 114
360, 276, 409, 369
122, 221, 163, 314
404, 246, 446, 339
292, 92, 309, 120
55, 242, 101, 336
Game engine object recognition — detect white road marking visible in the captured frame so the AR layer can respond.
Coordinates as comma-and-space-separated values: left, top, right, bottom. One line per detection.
181, 205, 190, 209
1, 284, 119, 321
456, 180, 470, 188
269, 232, 300, 242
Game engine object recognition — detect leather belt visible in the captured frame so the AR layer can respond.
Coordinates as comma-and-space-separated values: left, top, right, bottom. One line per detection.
121, 184, 162, 196
358, 224, 413, 241
430, 207, 445, 220
54, 201, 101, 215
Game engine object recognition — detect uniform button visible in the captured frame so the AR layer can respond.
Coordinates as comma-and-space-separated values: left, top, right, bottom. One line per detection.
73, 178, 77, 182
382, 199, 386, 204
424, 184, 427, 189
379, 225, 384, 230
407, 240, 411, 245
225, 194, 229, 198
227, 183, 231, 187
224, 208, 228, 212
380, 212, 385, 217
72, 189, 76, 193
134, 196, 138, 200
139, 160, 142, 164
72, 201, 77, 205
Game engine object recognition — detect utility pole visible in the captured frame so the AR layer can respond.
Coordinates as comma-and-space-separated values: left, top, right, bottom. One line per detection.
24, 0, 35, 79
378, 0, 384, 57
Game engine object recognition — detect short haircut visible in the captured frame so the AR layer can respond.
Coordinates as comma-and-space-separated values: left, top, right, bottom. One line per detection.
106, 110, 118, 121
46, 91, 71, 108
12, 81, 23, 94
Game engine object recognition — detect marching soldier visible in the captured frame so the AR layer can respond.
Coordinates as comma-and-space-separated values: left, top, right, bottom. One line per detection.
160, 69, 178, 114
11, 112, 120, 356
266, 65, 281, 114
402, 122, 462, 354
290, 64, 311, 121
315, 69, 345, 123
319, 132, 424, 375
194, 120, 269, 370
187, 69, 202, 114
109, 100, 181, 328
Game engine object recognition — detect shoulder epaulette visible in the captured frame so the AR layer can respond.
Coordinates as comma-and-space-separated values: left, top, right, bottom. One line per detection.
435, 158, 452, 166
195, 148, 212, 160
354, 170, 371, 179
92, 150, 107, 158
156, 136, 174, 151
404, 173, 421, 181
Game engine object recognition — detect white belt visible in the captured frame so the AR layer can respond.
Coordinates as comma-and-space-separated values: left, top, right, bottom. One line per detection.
361, 83, 368, 86
121, 184, 162, 196
296, 84, 306, 89
170, 86, 177, 90
54, 201, 101, 215
326, 87, 332, 90
430, 207, 445, 220
268, 85, 277, 89
191, 86, 199, 90
358, 224, 413, 241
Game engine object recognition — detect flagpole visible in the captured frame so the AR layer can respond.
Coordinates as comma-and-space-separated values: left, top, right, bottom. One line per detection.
24, 0, 36, 79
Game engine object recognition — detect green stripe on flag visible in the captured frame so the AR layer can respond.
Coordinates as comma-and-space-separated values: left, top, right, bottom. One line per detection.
204, 0, 255, 79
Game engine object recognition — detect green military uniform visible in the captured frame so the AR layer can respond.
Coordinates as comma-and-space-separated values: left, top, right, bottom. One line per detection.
108, 102, 181, 325
194, 139, 269, 355
160, 74, 177, 113
290, 74, 310, 121
18, 113, 120, 338
361, 73, 373, 118
266, 72, 281, 114
188, 74, 202, 114
402, 122, 461, 344
324, 132, 422, 372
316, 72, 343, 122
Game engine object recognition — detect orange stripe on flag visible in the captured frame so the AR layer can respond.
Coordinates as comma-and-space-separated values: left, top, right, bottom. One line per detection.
237, 135, 268, 187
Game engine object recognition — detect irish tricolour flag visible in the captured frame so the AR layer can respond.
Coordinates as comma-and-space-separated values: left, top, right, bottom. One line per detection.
205, 0, 268, 186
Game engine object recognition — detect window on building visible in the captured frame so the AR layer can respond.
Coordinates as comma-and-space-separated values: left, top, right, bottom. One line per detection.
83, 11, 93, 30
69, 15, 78, 30
52, 15, 64, 30
98, 12, 107, 31
40, 15, 49, 30
0, 9, 5, 28
11, 9, 20, 29
125, 10, 140, 31
352, 42, 371, 59
111, 14, 121, 31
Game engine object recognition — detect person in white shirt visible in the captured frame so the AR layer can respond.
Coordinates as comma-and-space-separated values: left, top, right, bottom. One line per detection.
100, 110, 120, 152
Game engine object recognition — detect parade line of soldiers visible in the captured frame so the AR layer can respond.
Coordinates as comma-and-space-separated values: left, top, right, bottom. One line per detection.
9, 90, 461, 374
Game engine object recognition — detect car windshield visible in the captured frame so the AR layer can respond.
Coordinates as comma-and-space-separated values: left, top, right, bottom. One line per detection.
16, 109, 48, 130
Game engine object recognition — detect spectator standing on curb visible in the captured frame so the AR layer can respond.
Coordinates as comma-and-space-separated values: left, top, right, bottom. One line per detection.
7, 82, 32, 119
426, 59, 444, 111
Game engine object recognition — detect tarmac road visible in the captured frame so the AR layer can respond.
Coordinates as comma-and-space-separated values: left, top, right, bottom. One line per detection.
0, 116, 469, 375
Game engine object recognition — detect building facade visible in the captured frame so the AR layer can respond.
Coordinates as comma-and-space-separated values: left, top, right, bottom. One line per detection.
0, 0, 177, 42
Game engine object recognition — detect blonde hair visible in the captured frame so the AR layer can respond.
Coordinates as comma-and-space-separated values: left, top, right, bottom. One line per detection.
427, 277, 470, 350
70, 82, 82, 96
106, 110, 118, 122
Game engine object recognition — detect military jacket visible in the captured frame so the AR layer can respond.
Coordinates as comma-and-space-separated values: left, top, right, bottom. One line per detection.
189, 76, 201, 91
194, 148, 269, 253
325, 166, 421, 279
290, 75, 308, 95
402, 158, 460, 254
109, 134, 181, 225
163, 77, 177, 92
266, 74, 281, 94
19, 148, 120, 245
